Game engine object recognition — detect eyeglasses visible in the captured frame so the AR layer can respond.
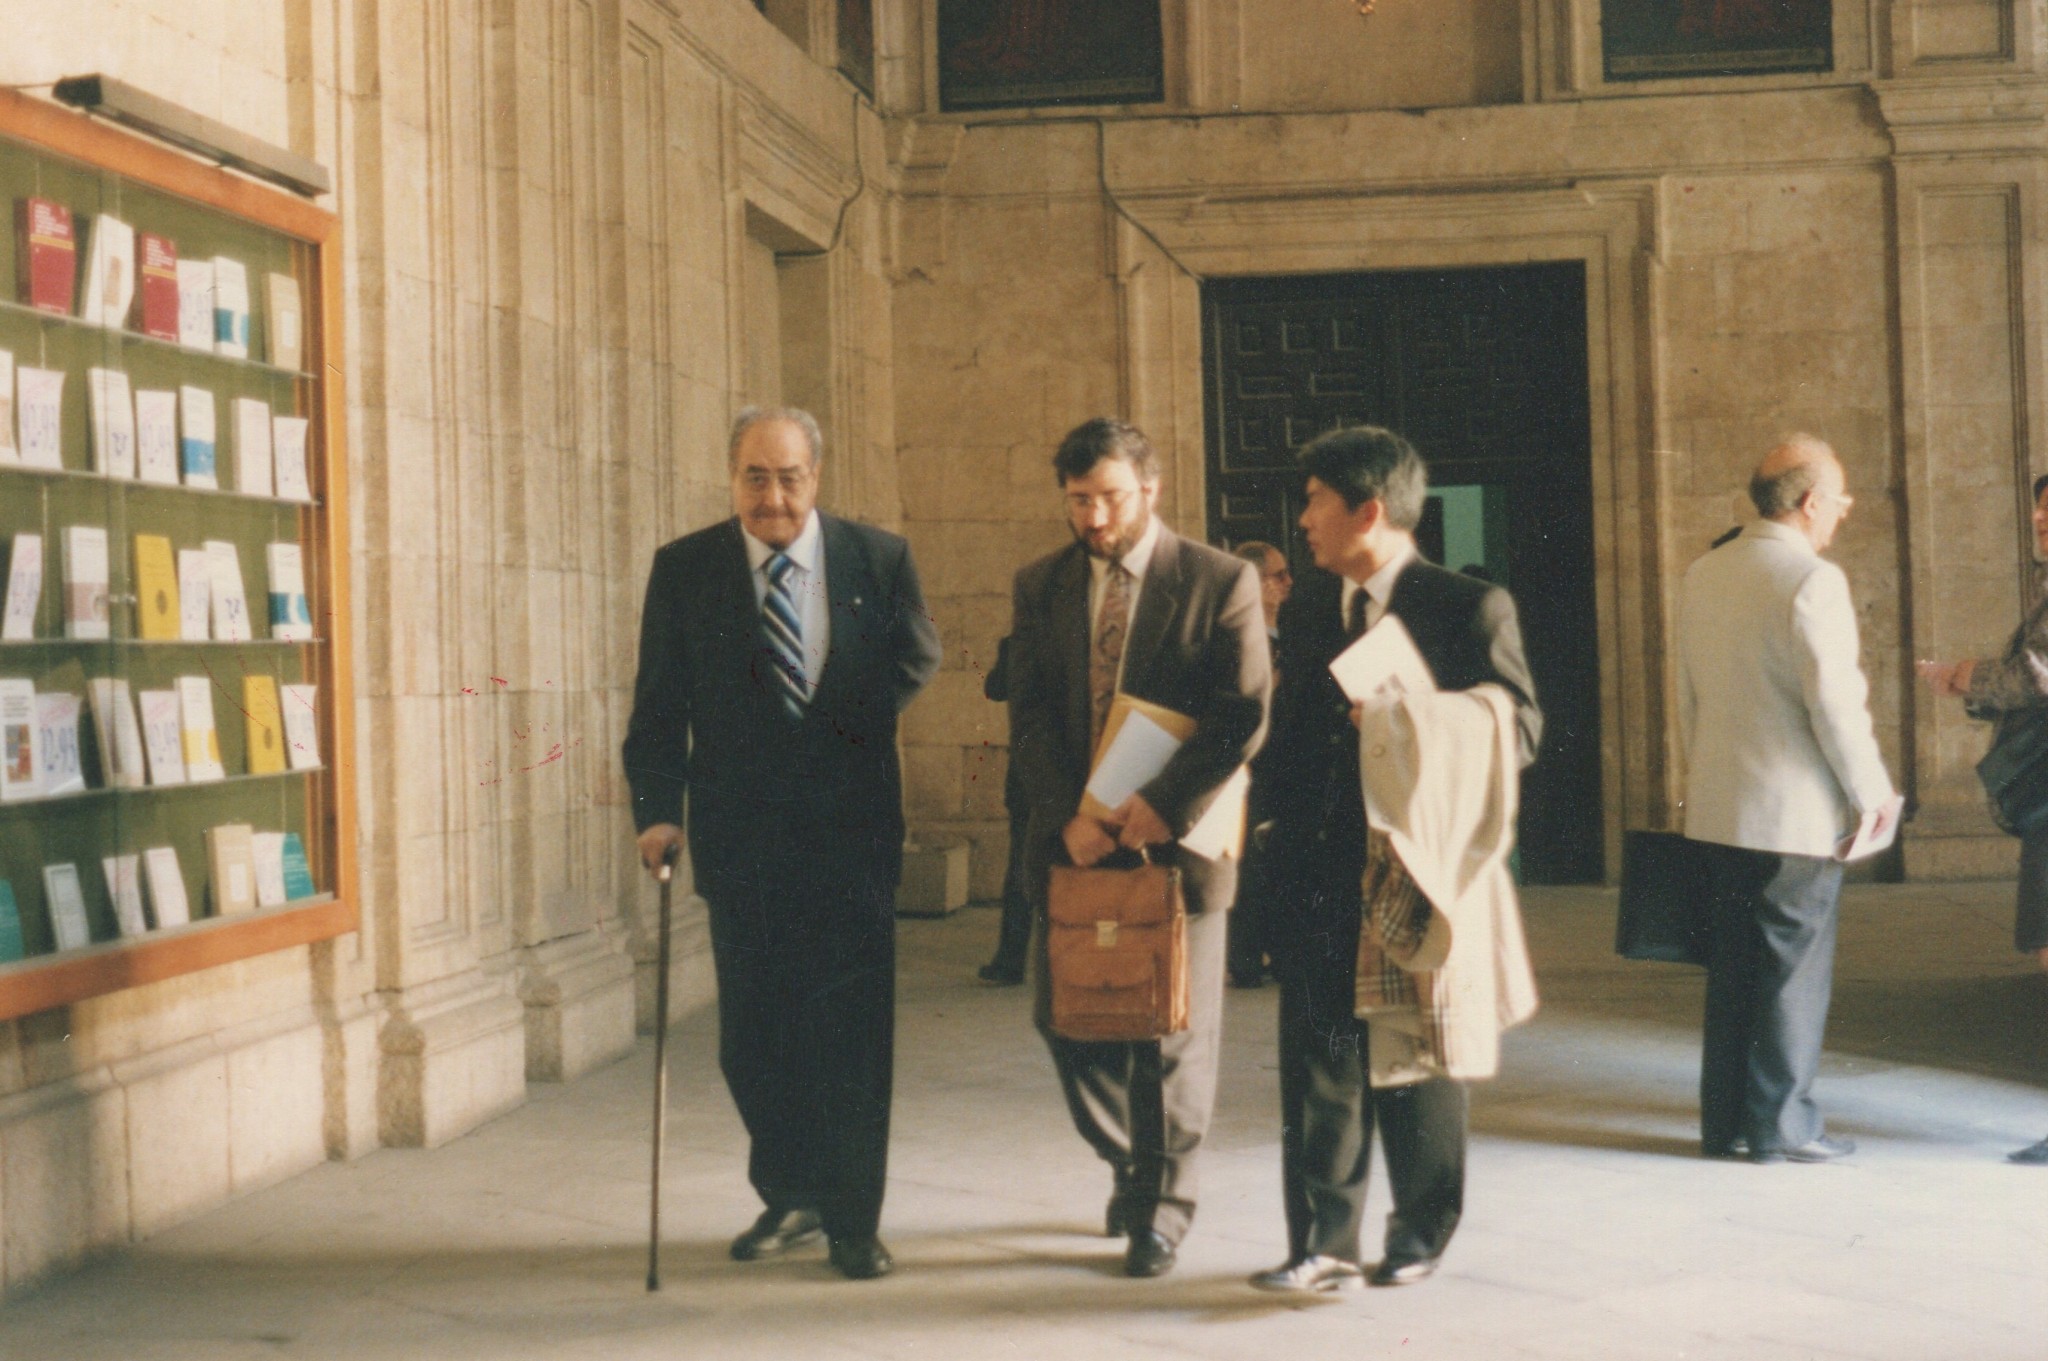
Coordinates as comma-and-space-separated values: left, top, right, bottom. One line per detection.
1065, 489, 1137, 515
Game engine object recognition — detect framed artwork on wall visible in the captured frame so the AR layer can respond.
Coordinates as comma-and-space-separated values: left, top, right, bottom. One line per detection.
1602, 0, 1832, 80
938, 0, 1164, 111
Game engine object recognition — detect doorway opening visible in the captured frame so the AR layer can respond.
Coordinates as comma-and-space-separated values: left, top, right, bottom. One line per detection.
1201, 262, 1603, 884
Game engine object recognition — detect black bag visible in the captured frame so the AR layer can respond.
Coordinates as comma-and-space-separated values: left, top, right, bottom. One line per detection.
1976, 707, 2048, 836
1615, 830, 1713, 967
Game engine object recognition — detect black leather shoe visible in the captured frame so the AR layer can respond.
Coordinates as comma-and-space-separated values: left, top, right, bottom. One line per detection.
1124, 1229, 1177, 1278
730, 1208, 822, 1261
1250, 1255, 1364, 1292
977, 961, 1024, 985
2007, 1136, 2048, 1165
1751, 1134, 1855, 1165
1701, 1137, 1751, 1160
1369, 1255, 1438, 1287
827, 1236, 894, 1280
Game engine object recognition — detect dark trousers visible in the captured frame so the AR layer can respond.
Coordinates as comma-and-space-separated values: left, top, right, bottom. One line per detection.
2014, 823, 2048, 953
707, 884, 896, 1242
1034, 906, 1229, 1244
1699, 843, 1844, 1154
1227, 838, 1272, 981
1275, 921, 1466, 1265
986, 812, 1033, 973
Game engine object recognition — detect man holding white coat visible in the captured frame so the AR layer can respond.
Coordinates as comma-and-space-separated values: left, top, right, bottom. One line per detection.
1678, 435, 1902, 1165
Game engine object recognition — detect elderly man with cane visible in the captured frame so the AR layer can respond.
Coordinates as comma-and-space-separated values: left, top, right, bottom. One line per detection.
622, 407, 940, 1281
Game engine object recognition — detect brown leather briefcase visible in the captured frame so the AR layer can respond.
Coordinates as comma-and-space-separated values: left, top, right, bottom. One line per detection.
1047, 856, 1189, 1042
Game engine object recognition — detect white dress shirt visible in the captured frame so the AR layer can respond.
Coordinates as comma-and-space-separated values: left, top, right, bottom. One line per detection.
1341, 538, 1417, 632
1088, 516, 1161, 691
742, 511, 830, 696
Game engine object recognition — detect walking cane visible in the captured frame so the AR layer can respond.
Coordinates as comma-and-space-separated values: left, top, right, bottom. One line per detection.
647, 843, 679, 1292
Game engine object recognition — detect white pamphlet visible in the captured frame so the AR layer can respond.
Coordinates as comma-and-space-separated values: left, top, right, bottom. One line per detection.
0, 348, 15, 462
43, 862, 91, 951
176, 548, 211, 641
1329, 613, 1438, 704
271, 414, 310, 502
176, 258, 215, 351
34, 691, 84, 796
281, 682, 321, 769
0, 679, 40, 803
134, 388, 180, 484
1836, 793, 1906, 864
79, 213, 135, 328
87, 677, 148, 789
102, 853, 148, 937
2, 533, 41, 641
86, 367, 136, 478
16, 366, 64, 469
137, 688, 186, 786
205, 539, 252, 641
143, 846, 190, 928
251, 832, 288, 909
231, 396, 272, 496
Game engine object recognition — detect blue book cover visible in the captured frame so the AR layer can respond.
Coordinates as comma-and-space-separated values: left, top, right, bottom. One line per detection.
280, 833, 316, 901
268, 590, 311, 633
181, 432, 215, 482
0, 879, 25, 963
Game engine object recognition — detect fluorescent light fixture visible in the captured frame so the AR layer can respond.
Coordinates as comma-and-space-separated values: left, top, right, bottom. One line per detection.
52, 74, 331, 199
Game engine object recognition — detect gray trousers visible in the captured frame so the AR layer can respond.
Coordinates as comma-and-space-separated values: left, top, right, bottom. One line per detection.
1699, 843, 1844, 1154
1034, 906, 1229, 1244
2013, 823, 2048, 953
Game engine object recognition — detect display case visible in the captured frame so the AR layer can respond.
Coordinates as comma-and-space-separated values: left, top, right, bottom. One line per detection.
0, 89, 354, 1020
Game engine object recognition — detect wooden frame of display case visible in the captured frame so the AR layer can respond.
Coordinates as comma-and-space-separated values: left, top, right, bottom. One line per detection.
0, 88, 355, 1021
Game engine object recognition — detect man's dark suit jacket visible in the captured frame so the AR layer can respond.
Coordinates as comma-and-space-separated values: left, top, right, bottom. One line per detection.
1262, 559, 1541, 927
1008, 527, 1271, 914
621, 512, 941, 903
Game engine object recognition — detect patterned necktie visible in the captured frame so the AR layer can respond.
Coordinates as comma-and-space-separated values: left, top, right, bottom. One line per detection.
1091, 560, 1133, 747
763, 552, 806, 720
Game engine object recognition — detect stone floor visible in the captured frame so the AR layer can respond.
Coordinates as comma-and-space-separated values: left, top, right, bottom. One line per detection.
2, 883, 2044, 1360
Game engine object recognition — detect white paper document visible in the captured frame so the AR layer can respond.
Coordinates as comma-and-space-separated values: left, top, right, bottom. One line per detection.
1836, 793, 1905, 864
1329, 614, 1437, 704
1082, 710, 1185, 813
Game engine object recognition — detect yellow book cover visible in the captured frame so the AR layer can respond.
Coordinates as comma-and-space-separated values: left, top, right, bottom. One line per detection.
243, 674, 285, 775
134, 533, 180, 640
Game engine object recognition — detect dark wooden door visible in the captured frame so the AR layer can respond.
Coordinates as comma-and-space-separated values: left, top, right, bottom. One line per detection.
1202, 263, 1603, 884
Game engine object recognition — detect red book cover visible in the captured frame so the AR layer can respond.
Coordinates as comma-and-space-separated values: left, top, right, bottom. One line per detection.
136, 231, 179, 340
15, 197, 75, 314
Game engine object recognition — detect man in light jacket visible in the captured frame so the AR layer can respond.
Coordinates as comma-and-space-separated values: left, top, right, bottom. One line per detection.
1677, 435, 1901, 1165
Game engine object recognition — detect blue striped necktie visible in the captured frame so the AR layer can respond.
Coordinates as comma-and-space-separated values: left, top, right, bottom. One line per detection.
762, 552, 806, 720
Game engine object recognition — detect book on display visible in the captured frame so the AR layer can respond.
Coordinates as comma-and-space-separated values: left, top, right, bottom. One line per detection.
42, 862, 91, 951
231, 396, 272, 496
86, 677, 147, 789
251, 831, 287, 908
205, 822, 257, 916
143, 846, 189, 927
0, 348, 15, 462
211, 256, 250, 358
135, 231, 179, 340
176, 257, 214, 350
79, 213, 136, 327
178, 385, 217, 487
271, 415, 310, 502
280, 832, 315, 900
102, 853, 148, 937
16, 197, 75, 314
0, 678, 39, 803
134, 533, 180, 641
2, 533, 41, 641
0, 880, 23, 962
243, 674, 285, 776
87, 367, 136, 479
134, 388, 180, 484
266, 542, 312, 641
16, 366, 64, 469
176, 548, 211, 641
176, 675, 225, 782
281, 682, 320, 769
34, 690, 84, 796
137, 688, 185, 786
61, 525, 110, 641
266, 272, 302, 371
204, 539, 252, 641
